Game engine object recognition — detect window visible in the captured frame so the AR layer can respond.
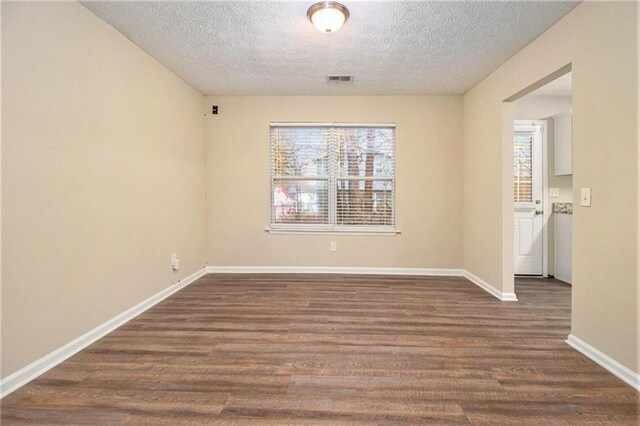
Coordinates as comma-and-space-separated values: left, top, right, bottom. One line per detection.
513, 132, 533, 203
270, 123, 396, 233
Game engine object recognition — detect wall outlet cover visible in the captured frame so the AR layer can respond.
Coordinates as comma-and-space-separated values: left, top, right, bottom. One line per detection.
549, 187, 560, 198
580, 188, 591, 207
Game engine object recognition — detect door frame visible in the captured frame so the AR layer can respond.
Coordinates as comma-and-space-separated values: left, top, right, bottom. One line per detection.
501, 64, 572, 299
513, 120, 548, 277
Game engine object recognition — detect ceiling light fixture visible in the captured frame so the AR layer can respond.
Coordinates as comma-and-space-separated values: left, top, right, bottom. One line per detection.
307, 1, 349, 33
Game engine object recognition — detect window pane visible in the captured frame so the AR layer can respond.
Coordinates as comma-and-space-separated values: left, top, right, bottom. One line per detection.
271, 127, 330, 177
270, 124, 396, 230
272, 180, 329, 224
336, 179, 393, 226
336, 127, 394, 178
514, 133, 533, 203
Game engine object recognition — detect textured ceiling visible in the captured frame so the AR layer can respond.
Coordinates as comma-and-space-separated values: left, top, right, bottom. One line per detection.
530, 72, 572, 97
82, 1, 580, 95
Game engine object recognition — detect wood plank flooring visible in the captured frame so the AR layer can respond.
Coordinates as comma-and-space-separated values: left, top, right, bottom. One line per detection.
1, 274, 638, 424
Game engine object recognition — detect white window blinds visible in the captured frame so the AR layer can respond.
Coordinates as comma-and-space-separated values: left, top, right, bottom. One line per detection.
270, 124, 396, 232
514, 133, 533, 203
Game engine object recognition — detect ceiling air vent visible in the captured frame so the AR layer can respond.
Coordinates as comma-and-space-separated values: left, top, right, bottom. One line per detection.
327, 75, 353, 83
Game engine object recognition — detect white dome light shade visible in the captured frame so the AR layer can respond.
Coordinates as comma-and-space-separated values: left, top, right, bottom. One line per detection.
307, 2, 350, 33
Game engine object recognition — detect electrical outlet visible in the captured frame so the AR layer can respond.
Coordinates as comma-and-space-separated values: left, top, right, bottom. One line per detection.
549, 187, 560, 198
171, 253, 180, 271
330, 242, 337, 252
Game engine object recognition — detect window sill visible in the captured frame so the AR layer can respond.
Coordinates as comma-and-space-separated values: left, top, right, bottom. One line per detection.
265, 227, 400, 236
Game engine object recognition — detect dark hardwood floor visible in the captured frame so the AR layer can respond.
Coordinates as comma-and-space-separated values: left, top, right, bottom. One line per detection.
1, 274, 638, 424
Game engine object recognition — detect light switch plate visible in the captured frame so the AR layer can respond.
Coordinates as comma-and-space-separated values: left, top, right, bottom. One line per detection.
549, 187, 560, 198
171, 253, 180, 270
580, 188, 591, 207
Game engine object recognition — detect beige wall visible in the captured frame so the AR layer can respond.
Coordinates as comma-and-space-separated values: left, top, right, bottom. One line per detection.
514, 95, 572, 121
1, 2, 206, 378
205, 96, 463, 269
0, 2, 4, 378
464, 2, 638, 372
514, 95, 573, 275
2, 0, 637, 387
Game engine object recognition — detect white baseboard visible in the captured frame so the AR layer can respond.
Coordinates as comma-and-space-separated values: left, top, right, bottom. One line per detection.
206, 266, 518, 302
462, 270, 518, 301
565, 334, 640, 390
206, 266, 464, 276
1, 266, 518, 398
0, 267, 207, 399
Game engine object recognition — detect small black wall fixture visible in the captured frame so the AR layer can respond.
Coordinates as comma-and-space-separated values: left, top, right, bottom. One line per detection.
212, 105, 218, 115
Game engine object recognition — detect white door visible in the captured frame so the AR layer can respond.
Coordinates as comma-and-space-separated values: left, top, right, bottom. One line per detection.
514, 122, 544, 275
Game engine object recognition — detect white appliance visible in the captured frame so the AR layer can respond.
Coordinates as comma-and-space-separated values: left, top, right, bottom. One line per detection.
554, 203, 572, 284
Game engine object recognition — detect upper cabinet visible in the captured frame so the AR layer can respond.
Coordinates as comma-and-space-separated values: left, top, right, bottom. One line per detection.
554, 112, 572, 176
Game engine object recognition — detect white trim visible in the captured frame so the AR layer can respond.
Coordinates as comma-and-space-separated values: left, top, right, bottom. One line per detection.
265, 227, 400, 236
540, 120, 549, 277
270, 122, 332, 127
565, 334, 640, 390
205, 267, 518, 302
270, 122, 396, 128
1, 266, 521, 398
463, 270, 518, 301
333, 122, 396, 128
0, 267, 207, 399
206, 266, 463, 276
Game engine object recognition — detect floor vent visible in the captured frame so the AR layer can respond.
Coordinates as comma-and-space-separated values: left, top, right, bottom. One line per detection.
327, 75, 353, 83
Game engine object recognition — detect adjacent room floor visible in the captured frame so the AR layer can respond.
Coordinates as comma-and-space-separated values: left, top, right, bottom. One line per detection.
1, 274, 637, 425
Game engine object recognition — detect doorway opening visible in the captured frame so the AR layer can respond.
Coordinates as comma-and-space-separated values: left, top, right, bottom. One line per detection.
511, 70, 573, 287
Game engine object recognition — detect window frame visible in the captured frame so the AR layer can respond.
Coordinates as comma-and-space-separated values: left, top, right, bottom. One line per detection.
513, 124, 542, 209
268, 122, 398, 235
